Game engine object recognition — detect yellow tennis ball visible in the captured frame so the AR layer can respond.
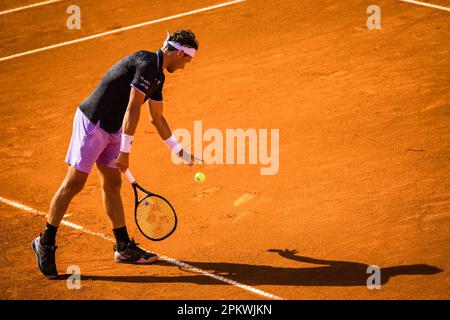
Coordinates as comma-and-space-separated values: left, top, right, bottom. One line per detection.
194, 171, 206, 183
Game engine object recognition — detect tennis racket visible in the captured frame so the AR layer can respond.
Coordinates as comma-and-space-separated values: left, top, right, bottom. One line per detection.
124, 169, 177, 241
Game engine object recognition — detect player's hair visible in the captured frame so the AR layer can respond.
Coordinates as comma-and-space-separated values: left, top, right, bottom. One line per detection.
167, 29, 199, 51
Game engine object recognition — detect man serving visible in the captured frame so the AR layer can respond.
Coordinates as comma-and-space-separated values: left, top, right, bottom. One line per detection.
32, 30, 200, 277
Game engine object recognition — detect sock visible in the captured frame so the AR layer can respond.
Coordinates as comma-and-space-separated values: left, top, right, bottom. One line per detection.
41, 223, 58, 246
113, 226, 131, 251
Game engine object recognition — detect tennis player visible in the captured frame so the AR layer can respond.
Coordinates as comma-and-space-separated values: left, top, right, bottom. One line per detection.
32, 30, 200, 278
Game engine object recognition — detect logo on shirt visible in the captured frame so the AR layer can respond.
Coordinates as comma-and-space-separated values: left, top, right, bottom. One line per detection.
140, 76, 151, 85
139, 76, 150, 90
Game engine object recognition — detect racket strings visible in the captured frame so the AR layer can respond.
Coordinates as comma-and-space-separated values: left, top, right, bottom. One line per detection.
136, 196, 176, 240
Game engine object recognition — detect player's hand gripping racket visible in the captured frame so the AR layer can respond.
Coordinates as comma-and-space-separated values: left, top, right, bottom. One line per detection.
124, 169, 177, 241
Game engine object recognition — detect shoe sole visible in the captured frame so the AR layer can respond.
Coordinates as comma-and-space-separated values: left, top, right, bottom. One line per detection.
114, 256, 159, 265
31, 239, 58, 279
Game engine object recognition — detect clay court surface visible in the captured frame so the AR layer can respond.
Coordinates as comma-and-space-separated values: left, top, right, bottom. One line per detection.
0, 0, 449, 300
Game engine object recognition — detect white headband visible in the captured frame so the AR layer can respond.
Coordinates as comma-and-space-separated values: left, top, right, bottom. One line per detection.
162, 31, 196, 57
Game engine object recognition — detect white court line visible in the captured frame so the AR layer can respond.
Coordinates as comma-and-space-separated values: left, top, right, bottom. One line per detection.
0, 0, 63, 16
0, 196, 114, 241
400, 0, 450, 12
0, 195, 284, 300
0, 0, 246, 63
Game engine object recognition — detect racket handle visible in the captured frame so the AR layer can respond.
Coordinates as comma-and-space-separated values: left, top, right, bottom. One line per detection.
124, 169, 136, 184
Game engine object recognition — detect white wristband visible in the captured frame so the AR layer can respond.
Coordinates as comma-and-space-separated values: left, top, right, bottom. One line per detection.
120, 134, 134, 153
164, 134, 182, 154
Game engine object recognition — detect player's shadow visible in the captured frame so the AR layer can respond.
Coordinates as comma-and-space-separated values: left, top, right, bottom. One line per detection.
62, 249, 443, 286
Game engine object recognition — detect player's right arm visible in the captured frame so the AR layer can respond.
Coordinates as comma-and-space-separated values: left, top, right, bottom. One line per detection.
147, 99, 171, 140
115, 87, 146, 172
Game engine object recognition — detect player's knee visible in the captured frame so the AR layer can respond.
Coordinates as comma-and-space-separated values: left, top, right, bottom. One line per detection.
61, 179, 86, 196
102, 178, 121, 194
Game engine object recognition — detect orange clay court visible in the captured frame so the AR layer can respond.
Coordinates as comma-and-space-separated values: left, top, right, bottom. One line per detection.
0, 0, 449, 300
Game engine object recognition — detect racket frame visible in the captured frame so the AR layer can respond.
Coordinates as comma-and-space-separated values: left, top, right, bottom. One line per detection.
126, 170, 178, 241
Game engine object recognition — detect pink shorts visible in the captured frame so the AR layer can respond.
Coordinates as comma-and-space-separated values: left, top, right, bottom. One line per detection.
65, 108, 121, 173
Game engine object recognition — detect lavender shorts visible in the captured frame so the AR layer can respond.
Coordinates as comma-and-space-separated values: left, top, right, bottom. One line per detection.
65, 108, 121, 173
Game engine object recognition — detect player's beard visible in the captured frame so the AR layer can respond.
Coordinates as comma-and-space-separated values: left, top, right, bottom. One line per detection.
167, 63, 177, 73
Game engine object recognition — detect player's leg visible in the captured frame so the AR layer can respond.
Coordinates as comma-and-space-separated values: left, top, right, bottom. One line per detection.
96, 138, 158, 264
96, 163, 157, 264
31, 166, 88, 278
96, 133, 130, 248
48, 108, 104, 230
32, 108, 106, 277
47, 166, 89, 227
96, 162, 128, 239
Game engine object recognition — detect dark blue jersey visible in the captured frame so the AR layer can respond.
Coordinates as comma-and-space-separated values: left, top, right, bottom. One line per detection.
79, 50, 165, 133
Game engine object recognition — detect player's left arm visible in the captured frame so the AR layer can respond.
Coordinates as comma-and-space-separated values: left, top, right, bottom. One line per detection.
147, 99, 199, 165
